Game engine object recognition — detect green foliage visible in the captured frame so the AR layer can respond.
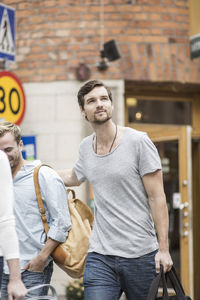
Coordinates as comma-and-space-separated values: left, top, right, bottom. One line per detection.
66, 279, 84, 300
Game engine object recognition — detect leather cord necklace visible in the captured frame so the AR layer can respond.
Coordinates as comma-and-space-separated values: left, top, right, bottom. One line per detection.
95, 124, 118, 154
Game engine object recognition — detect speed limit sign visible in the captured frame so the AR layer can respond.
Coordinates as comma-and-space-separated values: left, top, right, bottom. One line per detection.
0, 71, 26, 125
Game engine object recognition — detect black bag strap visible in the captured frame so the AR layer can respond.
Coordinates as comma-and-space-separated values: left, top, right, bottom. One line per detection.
147, 265, 169, 300
147, 265, 189, 300
166, 266, 188, 299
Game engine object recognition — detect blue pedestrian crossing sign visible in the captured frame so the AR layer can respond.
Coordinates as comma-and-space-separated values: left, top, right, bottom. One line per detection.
0, 4, 15, 62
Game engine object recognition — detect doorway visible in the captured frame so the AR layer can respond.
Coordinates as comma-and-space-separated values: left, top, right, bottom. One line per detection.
129, 124, 192, 296
192, 139, 200, 299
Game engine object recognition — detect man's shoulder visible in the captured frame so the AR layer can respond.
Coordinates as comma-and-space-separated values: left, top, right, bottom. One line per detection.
37, 164, 60, 179
37, 164, 66, 194
79, 133, 93, 148
125, 127, 147, 141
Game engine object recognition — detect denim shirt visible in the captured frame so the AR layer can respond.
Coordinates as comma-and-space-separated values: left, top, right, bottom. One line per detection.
4, 160, 71, 274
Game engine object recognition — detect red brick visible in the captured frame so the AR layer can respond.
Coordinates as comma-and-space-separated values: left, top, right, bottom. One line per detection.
119, 13, 134, 20
77, 51, 98, 58
143, 6, 166, 13
149, 62, 157, 80
149, 14, 161, 21
104, 5, 116, 12
138, 44, 146, 56
18, 2, 31, 9
138, 29, 151, 35
162, 14, 172, 21
134, 13, 148, 20
119, 36, 144, 43
42, 74, 57, 81
130, 44, 139, 61
151, 28, 162, 35
104, 20, 129, 28
43, 0, 57, 7
171, 69, 177, 81
38, 66, 63, 75
168, 7, 189, 15
16, 69, 36, 77
25, 53, 50, 61
156, 21, 182, 29
38, 7, 63, 15
0, 0, 197, 84
154, 44, 161, 55
125, 28, 137, 35
175, 30, 189, 37
134, 21, 155, 28
174, 0, 189, 8
145, 36, 168, 43
111, 28, 124, 35
163, 62, 171, 80
174, 15, 189, 22
133, 62, 143, 79
16, 10, 33, 18
163, 44, 170, 60
116, 5, 142, 12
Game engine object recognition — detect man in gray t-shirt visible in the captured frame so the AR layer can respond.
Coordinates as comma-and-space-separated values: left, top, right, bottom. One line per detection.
58, 80, 173, 300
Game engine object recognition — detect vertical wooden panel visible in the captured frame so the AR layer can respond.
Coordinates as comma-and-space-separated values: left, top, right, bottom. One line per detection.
192, 141, 200, 299
179, 127, 190, 295
189, 0, 200, 36
192, 97, 200, 138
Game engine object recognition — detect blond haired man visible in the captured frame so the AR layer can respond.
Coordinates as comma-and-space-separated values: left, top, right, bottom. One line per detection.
0, 149, 27, 300
0, 122, 71, 299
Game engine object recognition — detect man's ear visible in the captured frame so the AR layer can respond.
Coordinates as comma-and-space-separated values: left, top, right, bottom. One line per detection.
80, 106, 85, 117
19, 140, 23, 151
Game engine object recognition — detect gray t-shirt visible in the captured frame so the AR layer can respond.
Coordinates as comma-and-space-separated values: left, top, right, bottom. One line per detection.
74, 127, 162, 258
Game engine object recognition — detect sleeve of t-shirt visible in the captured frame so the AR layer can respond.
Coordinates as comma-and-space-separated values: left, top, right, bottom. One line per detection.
138, 133, 162, 177
73, 143, 87, 183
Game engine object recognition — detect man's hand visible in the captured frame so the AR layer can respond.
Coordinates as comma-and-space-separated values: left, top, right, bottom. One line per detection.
23, 238, 60, 272
23, 253, 47, 272
7, 278, 27, 300
155, 250, 173, 273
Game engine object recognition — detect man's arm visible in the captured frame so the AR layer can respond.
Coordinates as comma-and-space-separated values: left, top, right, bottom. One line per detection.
23, 238, 59, 272
57, 168, 81, 186
142, 169, 173, 273
7, 259, 27, 300
24, 167, 72, 271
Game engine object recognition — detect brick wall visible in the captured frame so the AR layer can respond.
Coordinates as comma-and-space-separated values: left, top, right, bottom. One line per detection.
1, 0, 199, 84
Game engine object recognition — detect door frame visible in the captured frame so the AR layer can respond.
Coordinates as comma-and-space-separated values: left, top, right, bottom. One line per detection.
128, 123, 193, 297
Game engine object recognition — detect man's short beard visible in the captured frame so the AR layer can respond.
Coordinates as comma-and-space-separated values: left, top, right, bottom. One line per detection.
93, 116, 112, 125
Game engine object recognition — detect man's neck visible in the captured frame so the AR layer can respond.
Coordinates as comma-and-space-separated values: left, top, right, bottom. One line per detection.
12, 159, 28, 178
93, 120, 116, 145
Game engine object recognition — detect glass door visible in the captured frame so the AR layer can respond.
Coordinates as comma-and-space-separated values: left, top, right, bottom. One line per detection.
155, 140, 180, 275
130, 124, 192, 297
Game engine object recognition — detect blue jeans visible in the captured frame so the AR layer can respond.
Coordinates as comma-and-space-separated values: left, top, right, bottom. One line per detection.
83, 250, 157, 300
1, 261, 53, 300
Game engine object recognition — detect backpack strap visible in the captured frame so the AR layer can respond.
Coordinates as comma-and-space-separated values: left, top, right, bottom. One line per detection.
67, 188, 76, 199
33, 164, 52, 234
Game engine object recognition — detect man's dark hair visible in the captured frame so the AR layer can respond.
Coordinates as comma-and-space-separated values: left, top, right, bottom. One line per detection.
77, 80, 113, 110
